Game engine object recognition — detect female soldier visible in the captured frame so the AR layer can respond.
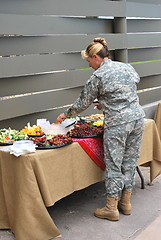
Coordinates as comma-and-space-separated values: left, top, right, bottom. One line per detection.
56, 38, 145, 221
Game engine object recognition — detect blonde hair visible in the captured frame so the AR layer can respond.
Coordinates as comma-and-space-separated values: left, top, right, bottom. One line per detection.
81, 38, 109, 59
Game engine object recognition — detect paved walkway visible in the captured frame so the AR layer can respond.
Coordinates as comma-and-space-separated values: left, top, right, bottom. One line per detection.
133, 214, 161, 240
0, 166, 161, 240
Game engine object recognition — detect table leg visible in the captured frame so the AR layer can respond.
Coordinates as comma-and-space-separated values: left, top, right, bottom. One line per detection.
136, 166, 145, 189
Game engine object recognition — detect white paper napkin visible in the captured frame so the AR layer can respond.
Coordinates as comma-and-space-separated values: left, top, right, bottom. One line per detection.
0, 140, 36, 157
10, 145, 36, 157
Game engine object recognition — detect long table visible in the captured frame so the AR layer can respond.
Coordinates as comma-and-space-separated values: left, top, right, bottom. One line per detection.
0, 119, 161, 240
154, 102, 161, 140
138, 119, 161, 182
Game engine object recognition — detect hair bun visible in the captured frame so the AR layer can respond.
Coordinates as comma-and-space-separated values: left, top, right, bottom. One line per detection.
93, 38, 107, 47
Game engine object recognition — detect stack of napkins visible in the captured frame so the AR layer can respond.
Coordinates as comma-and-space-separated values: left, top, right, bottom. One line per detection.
0, 140, 36, 157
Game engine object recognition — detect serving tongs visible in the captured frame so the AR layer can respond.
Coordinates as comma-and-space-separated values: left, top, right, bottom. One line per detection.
65, 120, 76, 128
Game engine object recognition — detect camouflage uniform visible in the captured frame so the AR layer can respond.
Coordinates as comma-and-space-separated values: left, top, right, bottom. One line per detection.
65, 59, 145, 197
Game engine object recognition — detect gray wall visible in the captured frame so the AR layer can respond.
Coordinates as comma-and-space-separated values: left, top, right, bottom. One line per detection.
0, 0, 161, 129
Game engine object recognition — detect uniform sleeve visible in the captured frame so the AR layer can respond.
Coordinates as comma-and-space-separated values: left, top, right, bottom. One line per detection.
128, 64, 140, 84
65, 75, 100, 118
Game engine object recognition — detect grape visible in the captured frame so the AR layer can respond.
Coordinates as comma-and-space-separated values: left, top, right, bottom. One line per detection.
69, 122, 104, 137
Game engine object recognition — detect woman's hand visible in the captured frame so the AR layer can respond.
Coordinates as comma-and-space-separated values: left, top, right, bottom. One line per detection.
55, 113, 67, 123
94, 103, 101, 110
93, 101, 101, 110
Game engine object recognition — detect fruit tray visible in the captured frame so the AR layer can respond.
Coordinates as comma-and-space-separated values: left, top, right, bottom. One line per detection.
36, 140, 73, 149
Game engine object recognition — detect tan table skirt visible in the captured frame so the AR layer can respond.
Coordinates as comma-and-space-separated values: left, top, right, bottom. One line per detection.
138, 119, 161, 182
0, 143, 104, 240
154, 102, 161, 139
0, 118, 161, 239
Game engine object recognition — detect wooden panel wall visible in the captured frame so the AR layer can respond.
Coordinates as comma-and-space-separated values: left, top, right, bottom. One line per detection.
0, 0, 161, 129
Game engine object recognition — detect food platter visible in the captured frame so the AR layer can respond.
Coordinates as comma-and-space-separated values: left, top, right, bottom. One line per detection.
36, 140, 73, 149
68, 122, 104, 139
21, 125, 44, 136
0, 128, 26, 144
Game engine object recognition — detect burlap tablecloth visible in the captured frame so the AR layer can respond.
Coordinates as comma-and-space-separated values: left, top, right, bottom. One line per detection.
0, 143, 104, 240
154, 102, 161, 139
0, 118, 161, 239
72, 137, 105, 170
137, 119, 161, 182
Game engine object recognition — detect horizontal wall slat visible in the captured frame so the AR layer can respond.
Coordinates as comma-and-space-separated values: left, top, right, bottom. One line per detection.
127, 2, 161, 18
0, 53, 87, 78
0, 87, 84, 121
0, 14, 114, 35
0, 1, 126, 17
1, 66, 161, 121
127, 0, 161, 4
0, 34, 126, 56
2, 63, 160, 97
132, 61, 161, 78
0, 69, 93, 97
138, 75, 161, 91
127, 19, 161, 33
127, 33, 161, 49
0, 104, 99, 130
138, 88, 161, 106
129, 48, 161, 62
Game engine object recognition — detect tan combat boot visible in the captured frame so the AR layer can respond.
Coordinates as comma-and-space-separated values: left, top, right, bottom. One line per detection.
94, 197, 119, 221
118, 190, 132, 215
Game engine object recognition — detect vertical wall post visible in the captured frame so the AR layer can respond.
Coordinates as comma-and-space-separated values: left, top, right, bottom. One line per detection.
113, 13, 128, 63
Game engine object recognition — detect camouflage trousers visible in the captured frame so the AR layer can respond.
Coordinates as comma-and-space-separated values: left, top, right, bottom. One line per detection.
103, 118, 144, 197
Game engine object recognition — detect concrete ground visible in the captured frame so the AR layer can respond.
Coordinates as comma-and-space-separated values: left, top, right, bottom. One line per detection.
0, 166, 161, 240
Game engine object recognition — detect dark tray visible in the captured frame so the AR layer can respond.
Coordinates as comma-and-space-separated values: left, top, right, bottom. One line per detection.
69, 133, 103, 139
36, 140, 73, 149
0, 142, 13, 146
28, 134, 45, 138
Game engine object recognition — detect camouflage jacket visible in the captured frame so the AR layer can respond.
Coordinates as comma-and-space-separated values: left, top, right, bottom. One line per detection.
65, 59, 145, 127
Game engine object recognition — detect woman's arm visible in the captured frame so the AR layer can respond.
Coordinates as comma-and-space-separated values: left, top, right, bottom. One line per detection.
56, 75, 100, 122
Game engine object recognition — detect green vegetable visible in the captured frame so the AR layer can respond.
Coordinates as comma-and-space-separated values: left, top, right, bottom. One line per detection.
0, 128, 26, 143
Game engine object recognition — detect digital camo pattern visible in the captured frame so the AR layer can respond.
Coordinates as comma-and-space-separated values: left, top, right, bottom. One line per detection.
65, 59, 145, 126
104, 118, 144, 197
65, 59, 145, 198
